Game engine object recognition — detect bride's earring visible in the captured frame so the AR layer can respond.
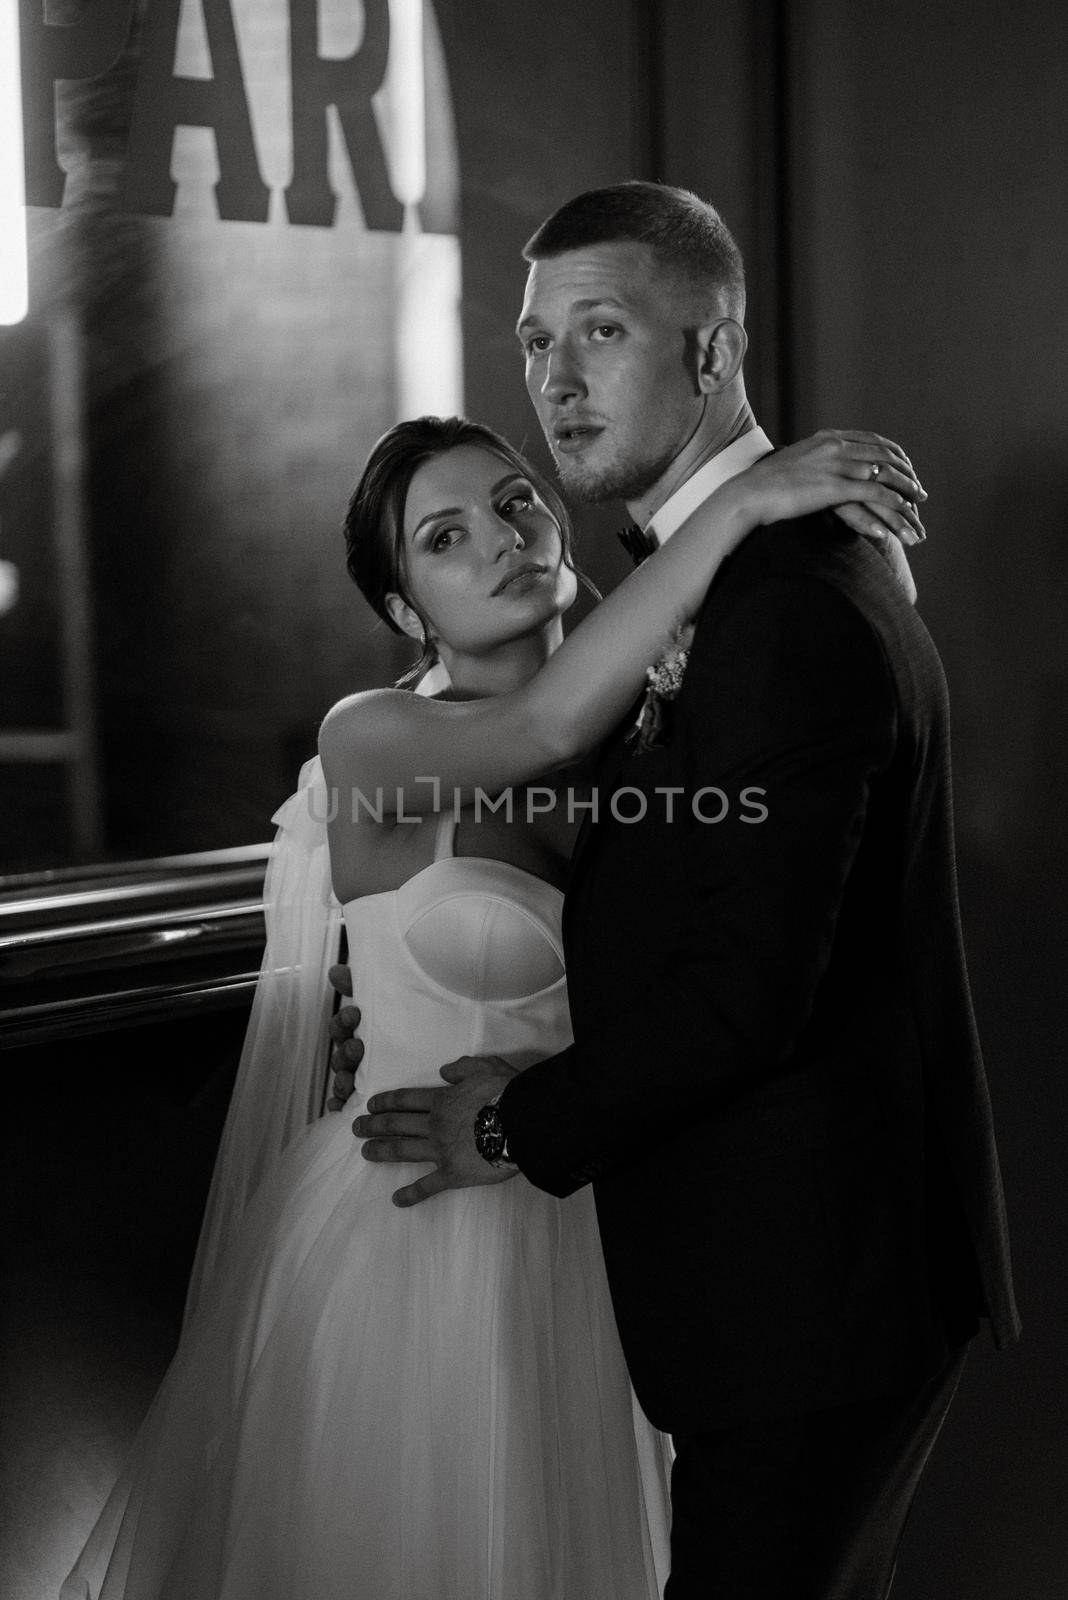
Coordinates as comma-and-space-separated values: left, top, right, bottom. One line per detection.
385, 592, 435, 652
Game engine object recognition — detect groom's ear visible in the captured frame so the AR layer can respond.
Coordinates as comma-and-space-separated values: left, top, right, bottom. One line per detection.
695, 318, 747, 394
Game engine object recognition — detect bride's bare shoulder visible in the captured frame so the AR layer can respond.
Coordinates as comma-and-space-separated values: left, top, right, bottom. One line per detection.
318, 689, 452, 800
319, 688, 417, 750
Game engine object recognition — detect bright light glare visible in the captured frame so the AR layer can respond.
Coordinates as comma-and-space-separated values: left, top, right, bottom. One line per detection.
382, 0, 425, 207
395, 233, 463, 417
0, 0, 29, 324
387, 0, 463, 417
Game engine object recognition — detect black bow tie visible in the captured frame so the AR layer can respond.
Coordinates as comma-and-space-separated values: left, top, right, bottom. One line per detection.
617, 523, 658, 567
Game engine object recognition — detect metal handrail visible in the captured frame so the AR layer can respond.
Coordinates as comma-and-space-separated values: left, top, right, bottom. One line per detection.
0, 847, 272, 1048
0, 972, 263, 1049
0, 845, 271, 922
0, 842, 271, 894
0, 899, 264, 952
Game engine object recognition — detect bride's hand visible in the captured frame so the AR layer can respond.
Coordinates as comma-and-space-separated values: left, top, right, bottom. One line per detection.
734, 429, 927, 546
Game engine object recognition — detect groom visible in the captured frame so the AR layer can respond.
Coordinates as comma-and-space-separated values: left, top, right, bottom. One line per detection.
339, 183, 1019, 1596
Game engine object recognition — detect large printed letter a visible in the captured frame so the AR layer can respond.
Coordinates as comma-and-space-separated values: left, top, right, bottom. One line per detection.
120, 0, 270, 221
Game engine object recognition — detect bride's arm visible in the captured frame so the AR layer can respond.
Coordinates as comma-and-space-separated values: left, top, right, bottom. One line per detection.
319, 430, 921, 809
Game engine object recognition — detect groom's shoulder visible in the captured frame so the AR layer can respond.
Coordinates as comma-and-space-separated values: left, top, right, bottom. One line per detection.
692, 514, 916, 674
725, 511, 858, 584
694, 513, 937, 701
698, 513, 871, 621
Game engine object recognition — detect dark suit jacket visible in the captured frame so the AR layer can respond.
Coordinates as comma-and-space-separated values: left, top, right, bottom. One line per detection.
501, 515, 1020, 1435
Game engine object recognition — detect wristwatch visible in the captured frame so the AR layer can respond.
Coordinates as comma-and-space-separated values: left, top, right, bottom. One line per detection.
473, 1090, 518, 1170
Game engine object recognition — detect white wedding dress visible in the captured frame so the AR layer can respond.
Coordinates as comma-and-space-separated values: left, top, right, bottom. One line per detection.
63, 810, 672, 1600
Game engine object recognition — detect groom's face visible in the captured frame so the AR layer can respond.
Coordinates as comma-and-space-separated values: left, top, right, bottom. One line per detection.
516, 240, 704, 505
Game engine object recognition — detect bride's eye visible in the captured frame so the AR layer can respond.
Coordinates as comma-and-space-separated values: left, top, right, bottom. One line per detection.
429, 528, 457, 552
499, 486, 535, 518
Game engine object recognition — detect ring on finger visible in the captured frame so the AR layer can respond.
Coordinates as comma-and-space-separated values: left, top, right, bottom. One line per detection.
869, 463, 881, 481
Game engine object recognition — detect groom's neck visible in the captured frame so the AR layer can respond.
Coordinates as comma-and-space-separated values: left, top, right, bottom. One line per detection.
626, 397, 756, 529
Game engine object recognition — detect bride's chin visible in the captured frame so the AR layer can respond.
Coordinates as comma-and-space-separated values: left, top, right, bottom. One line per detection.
498, 594, 562, 630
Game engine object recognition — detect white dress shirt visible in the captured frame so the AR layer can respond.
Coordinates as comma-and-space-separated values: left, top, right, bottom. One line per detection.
646, 425, 774, 546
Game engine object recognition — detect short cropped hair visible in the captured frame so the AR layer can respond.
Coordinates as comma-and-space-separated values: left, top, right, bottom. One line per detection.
523, 181, 745, 321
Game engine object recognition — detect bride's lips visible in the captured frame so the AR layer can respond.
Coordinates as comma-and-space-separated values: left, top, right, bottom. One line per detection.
491, 562, 550, 596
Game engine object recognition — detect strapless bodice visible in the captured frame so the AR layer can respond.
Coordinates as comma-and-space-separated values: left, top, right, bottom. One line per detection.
341, 854, 571, 1098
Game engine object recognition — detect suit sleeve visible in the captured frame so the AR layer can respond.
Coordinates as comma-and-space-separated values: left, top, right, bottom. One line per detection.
500, 572, 899, 1197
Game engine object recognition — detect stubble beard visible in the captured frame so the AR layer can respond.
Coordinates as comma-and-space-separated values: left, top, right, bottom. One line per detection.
550, 436, 679, 507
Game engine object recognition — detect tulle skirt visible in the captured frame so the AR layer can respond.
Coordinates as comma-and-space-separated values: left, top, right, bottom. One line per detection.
62, 1106, 672, 1599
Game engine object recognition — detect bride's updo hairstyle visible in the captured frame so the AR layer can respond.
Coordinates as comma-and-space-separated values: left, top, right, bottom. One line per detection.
344, 415, 594, 687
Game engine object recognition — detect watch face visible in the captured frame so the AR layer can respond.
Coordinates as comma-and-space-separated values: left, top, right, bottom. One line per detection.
474, 1104, 506, 1165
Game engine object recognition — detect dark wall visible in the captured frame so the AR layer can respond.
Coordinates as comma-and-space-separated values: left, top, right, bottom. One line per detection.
649, 1, 1067, 1590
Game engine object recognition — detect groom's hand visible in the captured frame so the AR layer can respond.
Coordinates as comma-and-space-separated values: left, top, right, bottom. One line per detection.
353, 1055, 520, 1208
326, 964, 364, 1111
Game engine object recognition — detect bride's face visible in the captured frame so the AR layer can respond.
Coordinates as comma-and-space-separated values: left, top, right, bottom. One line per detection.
394, 444, 577, 661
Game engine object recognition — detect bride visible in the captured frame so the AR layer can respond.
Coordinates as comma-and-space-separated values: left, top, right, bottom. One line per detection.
63, 416, 919, 1599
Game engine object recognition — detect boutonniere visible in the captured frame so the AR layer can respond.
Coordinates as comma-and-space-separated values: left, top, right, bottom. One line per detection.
629, 623, 694, 754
